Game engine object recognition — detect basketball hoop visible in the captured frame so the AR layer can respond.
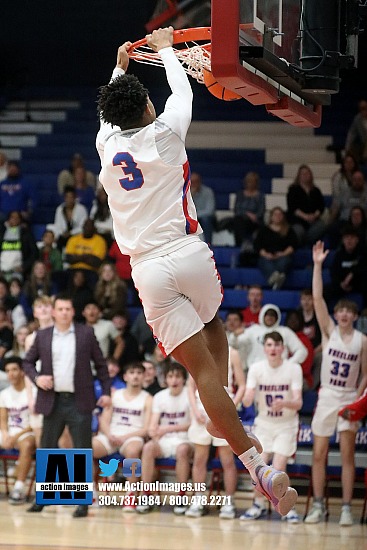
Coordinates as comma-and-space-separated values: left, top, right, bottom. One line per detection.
128, 27, 212, 84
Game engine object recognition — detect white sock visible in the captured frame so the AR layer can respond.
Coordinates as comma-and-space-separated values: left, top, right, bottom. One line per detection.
238, 447, 266, 481
14, 480, 24, 491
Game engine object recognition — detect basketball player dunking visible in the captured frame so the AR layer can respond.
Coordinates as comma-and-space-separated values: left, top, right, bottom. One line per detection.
95, 26, 297, 516
305, 241, 367, 526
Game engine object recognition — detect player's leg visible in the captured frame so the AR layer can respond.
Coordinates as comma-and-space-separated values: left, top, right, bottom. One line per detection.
304, 435, 329, 523
240, 451, 271, 520
8, 434, 36, 505
172, 442, 193, 515
136, 440, 162, 514
120, 438, 145, 512
338, 430, 356, 526
202, 313, 228, 387
217, 445, 237, 519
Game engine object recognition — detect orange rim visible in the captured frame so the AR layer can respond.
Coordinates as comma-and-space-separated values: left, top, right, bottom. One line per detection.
129, 26, 211, 55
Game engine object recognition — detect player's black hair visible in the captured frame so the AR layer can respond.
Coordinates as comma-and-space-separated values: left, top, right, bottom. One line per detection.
3, 356, 23, 370
97, 74, 149, 130
122, 361, 146, 375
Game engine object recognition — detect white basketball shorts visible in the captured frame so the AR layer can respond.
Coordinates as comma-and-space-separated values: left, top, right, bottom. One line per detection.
131, 240, 222, 356
311, 386, 360, 437
253, 419, 299, 458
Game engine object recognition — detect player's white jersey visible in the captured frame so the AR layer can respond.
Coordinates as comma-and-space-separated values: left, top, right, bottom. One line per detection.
321, 327, 362, 391
96, 48, 201, 260
110, 389, 149, 435
152, 386, 190, 440
246, 359, 303, 424
0, 386, 31, 435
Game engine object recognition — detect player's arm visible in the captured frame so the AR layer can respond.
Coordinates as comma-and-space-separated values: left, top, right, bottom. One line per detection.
0, 407, 14, 449
98, 404, 113, 438
148, 411, 161, 439
312, 241, 335, 337
230, 348, 246, 406
96, 41, 132, 150
187, 375, 206, 424
356, 334, 367, 398
272, 389, 303, 412
140, 393, 153, 438
147, 27, 193, 155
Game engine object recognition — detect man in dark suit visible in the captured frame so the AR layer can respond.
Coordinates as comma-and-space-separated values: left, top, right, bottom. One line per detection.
23, 293, 111, 518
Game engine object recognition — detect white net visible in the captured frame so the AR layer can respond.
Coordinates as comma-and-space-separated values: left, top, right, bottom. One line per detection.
130, 43, 211, 84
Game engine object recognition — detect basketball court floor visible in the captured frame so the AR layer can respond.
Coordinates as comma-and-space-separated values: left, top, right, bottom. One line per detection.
0, 495, 365, 550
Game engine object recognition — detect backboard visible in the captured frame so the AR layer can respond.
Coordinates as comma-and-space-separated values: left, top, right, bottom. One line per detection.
211, 0, 362, 127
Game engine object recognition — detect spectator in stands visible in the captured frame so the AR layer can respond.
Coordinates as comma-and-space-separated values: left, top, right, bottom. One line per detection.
142, 359, 163, 396
299, 288, 322, 389
38, 229, 63, 274
0, 211, 39, 281
136, 362, 192, 515
0, 356, 37, 504
242, 304, 308, 370
190, 172, 216, 244
225, 310, 247, 374
185, 346, 245, 519
94, 357, 126, 397
23, 260, 57, 308
0, 150, 8, 183
254, 206, 298, 290
240, 284, 263, 328
232, 171, 265, 249
285, 309, 314, 390
49, 185, 88, 251
241, 331, 302, 523
348, 205, 367, 247
325, 225, 367, 306
111, 312, 140, 370
67, 269, 94, 323
0, 162, 37, 224
82, 300, 123, 361
57, 152, 96, 195
0, 305, 14, 362
93, 361, 152, 511
287, 164, 326, 245
94, 262, 128, 320
330, 153, 359, 206
73, 166, 95, 213
131, 310, 156, 358
147, 343, 172, 388
4, 325, 30, 359
8, 276, 31, 324
65, 218, 107, 288
90, 185, 114, 247
305, 241, 367, 526
328, 171, 367, 246
344, 99, 367, 164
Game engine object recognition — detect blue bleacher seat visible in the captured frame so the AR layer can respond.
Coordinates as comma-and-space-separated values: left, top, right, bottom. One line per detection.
211, 246, 240, 267
32, 224, 47, 242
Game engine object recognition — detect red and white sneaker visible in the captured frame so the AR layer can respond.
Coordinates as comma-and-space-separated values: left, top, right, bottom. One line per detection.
338, 390, 367, 422
252, 465, 297, 516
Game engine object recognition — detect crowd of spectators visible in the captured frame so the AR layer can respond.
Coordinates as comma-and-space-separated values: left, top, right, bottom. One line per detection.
0, 98, 367, 522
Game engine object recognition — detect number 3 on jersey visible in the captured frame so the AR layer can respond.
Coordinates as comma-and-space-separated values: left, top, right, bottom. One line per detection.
113, 152, 144, 191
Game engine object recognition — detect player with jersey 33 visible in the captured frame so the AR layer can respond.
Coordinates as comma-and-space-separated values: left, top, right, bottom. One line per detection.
304, 241, 367, 526
95, 26, 297, 516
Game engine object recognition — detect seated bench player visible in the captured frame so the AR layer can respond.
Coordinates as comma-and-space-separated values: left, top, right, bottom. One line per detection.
136, 362, 192, 515
92, 361, 152, 511
0, 356, 36, 504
